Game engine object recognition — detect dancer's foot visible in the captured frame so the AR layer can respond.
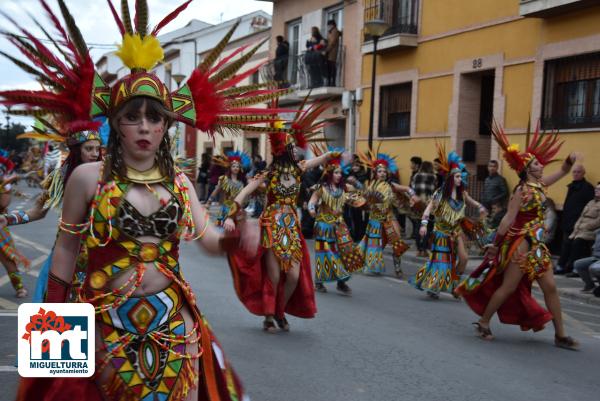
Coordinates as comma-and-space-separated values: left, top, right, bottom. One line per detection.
336, 281, 352, 296
554, 335, 579, 351
263, 317, 277, 334
275, 316, 290, 332
15, 287, 28, 299
473, 321, 494, 340
315, 283, 327, 293
426, 291, 439, 300
394, 268, 403, 278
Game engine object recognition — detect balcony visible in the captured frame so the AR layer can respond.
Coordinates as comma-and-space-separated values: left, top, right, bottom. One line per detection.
260, 46, 345, 103
361, 0, 419, 54
520, 0, 599, 17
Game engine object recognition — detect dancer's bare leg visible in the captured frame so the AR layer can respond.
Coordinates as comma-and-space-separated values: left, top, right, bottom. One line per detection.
283, 261, 300, 306
0, 252, 26, 297
456, 235, 469, 275
478, 241, 528, 329
536, 270, 566, 338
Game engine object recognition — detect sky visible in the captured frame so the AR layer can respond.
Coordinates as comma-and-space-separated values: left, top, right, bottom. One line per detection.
0, 0, 273, 126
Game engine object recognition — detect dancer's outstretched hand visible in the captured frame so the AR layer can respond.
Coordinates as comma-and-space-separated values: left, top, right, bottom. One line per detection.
223, 217, 236, 233
483, 244, 498, 259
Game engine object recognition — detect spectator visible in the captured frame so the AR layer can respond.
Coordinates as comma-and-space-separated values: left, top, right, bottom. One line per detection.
299, 164, 321, 239
486, 201, 507, 231
197, 153, 210, 202
324, 20, 341, 86
562, 182, 600, 278
250, 155, 267, 217
408, 156, 423, 240
556, 165, 595, 274
433, 158, 444, 189
43, 144, 62, 177
412, 161, 437, 256
544, 198, 558, 244
207, 161, 226, 204
305, 26, 327, 88
574, 228, 600, 294
481, 160, 509, 210
274, 35, 289, 85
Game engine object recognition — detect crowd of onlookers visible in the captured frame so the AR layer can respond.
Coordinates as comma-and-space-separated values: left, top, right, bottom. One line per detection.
273, 20, 342, 89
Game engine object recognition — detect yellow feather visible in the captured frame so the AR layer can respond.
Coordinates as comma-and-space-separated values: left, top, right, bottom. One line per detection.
115, 33, 164, 71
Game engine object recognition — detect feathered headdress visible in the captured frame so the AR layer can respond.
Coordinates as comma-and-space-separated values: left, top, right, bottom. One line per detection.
435, 141, 468, 183
212, 150, 252, 172
357, 143, 398, 174
492, 120, 563, 173
268, 97, 329, 157
311, 144, 350, 176
0, 0, 101, 144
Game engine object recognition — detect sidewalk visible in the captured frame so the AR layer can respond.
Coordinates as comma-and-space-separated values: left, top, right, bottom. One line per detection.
383, 241, 600, 307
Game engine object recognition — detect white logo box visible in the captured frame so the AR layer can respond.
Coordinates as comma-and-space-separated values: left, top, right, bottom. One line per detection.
18, 303, 95, 378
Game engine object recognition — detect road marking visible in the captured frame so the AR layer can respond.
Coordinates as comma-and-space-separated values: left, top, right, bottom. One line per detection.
561, 307, 600, 319
0, 366, 17, 372
0, 310, 17, 317
12, 233, 52, 254
0, 297, 18, 310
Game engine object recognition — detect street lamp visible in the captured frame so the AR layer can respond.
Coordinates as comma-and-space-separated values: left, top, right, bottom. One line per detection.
364, 19, 390, 151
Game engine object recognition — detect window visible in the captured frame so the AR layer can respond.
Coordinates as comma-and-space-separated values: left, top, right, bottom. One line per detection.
286, 19, 302, 85
325, 3, 343, 31
379, 82, 412, 137
542, 52, 600, 129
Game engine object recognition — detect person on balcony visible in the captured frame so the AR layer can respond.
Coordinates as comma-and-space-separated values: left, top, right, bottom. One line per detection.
274, 35, 289, 87
325, 20, 341, 87
305, 26, 327, 88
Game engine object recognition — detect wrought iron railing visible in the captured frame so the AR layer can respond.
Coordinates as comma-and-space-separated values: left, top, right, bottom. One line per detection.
363, 0, 419, 40
260, 46, 345, 91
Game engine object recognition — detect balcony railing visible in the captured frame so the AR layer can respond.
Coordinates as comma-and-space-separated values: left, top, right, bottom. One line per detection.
363, 0, 418, 41
260, 46, 345, 92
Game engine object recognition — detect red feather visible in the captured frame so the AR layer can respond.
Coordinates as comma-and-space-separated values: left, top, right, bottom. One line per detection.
106, 0, 125, 35
151, 0, 192, 35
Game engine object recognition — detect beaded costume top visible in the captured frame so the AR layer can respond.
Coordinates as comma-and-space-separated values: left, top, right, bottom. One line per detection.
218, 175, 244, 203
316, 184, 364, 223
266, 165, 302, 208
431, 189, 466, 234
365, 180, 396, 221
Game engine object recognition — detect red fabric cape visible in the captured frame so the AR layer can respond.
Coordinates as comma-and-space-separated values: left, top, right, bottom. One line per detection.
228, 235, 316, 319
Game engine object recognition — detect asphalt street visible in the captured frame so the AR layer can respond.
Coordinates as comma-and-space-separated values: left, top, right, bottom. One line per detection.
0, 184, 598, 401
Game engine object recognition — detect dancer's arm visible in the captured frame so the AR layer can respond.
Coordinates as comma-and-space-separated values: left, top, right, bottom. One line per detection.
390, 182, 420, 205
207, 179, 222, 203
49, 163, 98, 302
0, 193, 49, 227
464, 191, 487, 217
301, 151, 336, 171
418, 199, 434, 237
307, 187, 321, 218
541, 153, 578, 187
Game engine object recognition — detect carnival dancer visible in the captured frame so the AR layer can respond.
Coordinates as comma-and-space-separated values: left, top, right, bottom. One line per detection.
208, 150, 251, 226
307, 145, 365, 295
457, 123, 579, 350
226, 101, 333, 333
3, 1, 296, 399
0, 156, 44, 298
31, 130, 102, 302
410, 144, 486, 299
356, 149, 415, 276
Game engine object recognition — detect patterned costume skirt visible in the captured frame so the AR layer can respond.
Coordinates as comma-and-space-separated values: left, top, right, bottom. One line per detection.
359, 218, 408, 274
17, 281, 246, 401
410, 230, 459, 294
0, 227, 30, 269
456, 230, 553, 332
314, 217, 364, 283
260, 206, 303, 272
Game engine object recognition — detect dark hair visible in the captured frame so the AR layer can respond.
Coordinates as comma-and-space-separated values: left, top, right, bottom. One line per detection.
276, 35, 284, 43
442, 172, 464, 201
489, 160, 499, 166
63, 140, 102, 184
228, 163, 247, 185
434, 158, 441, 163
420, 161, 434, 174
311, 26, 323, 40
410, 156, 422, 165
327, 20, 336, 27
104, 97, 174, 182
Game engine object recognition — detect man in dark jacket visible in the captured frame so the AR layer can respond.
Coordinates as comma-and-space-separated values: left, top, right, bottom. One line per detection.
481, 160, 508, 209
274, 35, 289, 86
556, 165, 595, 274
